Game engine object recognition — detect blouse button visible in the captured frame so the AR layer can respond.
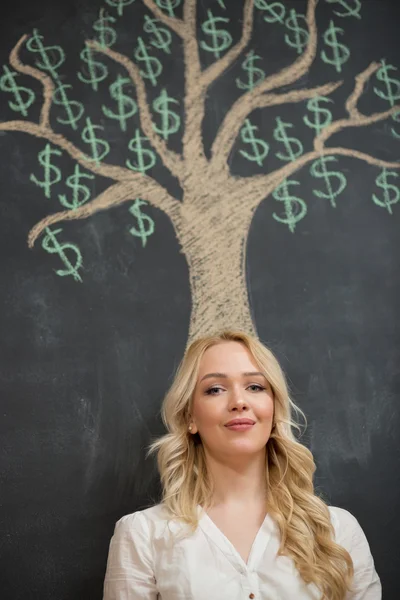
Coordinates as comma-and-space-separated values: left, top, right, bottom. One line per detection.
249, 595, 255, 599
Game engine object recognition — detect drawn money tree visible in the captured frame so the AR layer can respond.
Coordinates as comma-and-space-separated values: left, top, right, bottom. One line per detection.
0, 0, 399, 342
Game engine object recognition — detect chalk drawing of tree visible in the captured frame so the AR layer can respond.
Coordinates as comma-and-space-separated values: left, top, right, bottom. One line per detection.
0, 0, 399, 342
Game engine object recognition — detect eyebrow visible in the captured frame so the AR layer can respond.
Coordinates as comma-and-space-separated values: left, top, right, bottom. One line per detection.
200, 371, 266, 382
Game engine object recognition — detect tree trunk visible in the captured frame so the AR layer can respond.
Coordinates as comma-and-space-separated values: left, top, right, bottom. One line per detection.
176, 194, 257, 344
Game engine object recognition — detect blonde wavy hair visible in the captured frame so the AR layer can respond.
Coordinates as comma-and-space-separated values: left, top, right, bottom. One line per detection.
148, 330, 354, 599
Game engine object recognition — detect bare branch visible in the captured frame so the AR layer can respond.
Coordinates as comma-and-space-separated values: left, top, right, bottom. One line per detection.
346, 62, 380, 117
142, 0, 185, 37
201, 0, 254, 89
211, 0, 318, 163
9, 34, 55, 128
242, 146, 399, 210
87, 40, 184, 181
28, 177, 182, 247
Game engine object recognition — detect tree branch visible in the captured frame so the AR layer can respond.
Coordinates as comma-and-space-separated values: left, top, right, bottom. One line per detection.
28, 177, 182, 247
142, 0, 185, 37
243, 147, 399, 210
87, 41, 184, 180
315, 61, 400, 152
9, 34, 55, 128
211, 0, 318, 165
201, 0, 254, 89
0, 120, 134, 181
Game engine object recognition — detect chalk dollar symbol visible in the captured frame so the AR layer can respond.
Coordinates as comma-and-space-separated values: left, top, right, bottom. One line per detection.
325, 0, 361, 19
236, 51, 265, 91
321, 20, 350, 73
200, 11, 232, 59
254, 1, 286, 24
239, 119, 269, 166
53, 82, 84, 130
30, 144, 62, 199
372, 169, 399, 215
310, 156, 347, 208
274, 117, 303, 162
155, 0, 181, 17
25, 29, 65, 78
284, 10, 309, 55
152, 89, 180, 140
126, 130, 157, 172
143, 15, 172, 54
128, 199, 155, 247
134, 37, 162, 87
272, 179, 307, 233
78, 46, 108, 91
303, 96, 334, 136
58, 164, 94, 210
93, 9, 117, 48
0, 65, 35, 116
105, 0, 135, 17
374, 60, 400, 139
42, 227, 83, 282
102, 75, 137, 132
81, 117, 110, 165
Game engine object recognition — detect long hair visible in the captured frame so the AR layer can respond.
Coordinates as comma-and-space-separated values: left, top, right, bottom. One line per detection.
148, 330, 353, 599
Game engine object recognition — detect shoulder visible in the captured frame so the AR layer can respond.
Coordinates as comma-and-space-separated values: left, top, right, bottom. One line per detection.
327, 506, 375, 557
114, 503, 169, 533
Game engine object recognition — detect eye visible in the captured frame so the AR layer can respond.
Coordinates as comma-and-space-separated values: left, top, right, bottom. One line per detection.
205, 386, 224, 396
248, 384, 266, 392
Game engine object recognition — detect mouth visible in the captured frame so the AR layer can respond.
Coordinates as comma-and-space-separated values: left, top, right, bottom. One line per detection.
224, 419, 255, 431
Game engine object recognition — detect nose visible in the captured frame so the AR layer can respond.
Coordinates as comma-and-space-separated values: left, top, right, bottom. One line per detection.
228, 386, 249, 411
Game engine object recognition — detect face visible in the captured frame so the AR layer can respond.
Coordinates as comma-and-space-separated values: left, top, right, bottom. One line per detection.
189, 341, 274, 459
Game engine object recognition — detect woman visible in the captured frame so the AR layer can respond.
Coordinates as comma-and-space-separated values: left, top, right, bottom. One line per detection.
103, 330, 381, 599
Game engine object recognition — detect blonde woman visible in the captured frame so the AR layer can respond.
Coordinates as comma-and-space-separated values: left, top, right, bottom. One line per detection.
103, 330, 381, 599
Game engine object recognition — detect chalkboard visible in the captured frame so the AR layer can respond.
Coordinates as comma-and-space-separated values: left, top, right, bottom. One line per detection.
0, 0, 399, 598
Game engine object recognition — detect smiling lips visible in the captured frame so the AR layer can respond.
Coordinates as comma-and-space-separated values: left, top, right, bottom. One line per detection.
224, 418, 255, 431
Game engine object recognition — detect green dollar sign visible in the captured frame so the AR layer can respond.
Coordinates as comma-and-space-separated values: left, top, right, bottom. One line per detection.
78, 47, 108, 91
30, 143, 62, 199
152, 89, 180, 140
254, 1, 286, 24
272, 179, 307, 233
372, 169, 399, 215
310, 156, 347, 208
143, 15, 172, 54
42, 227, 83, 282
325, 0, 361, 19
128, 199, 155, 247
321, 20, 350, 73
392, 111, 400, 139
200, 10, 233, 59
126, 130, 157, 172
155, 0, 181, 17
102, 75, 137, 132
93, 8, 117, 48
25, 29, 65, 78
239, 119, 269, 166
0, 65, 36, 116
236, 51, 266, 91
58, 164, 94, 210
303, 96, 334, 136
53, 82, 84, 130
274, 117, 303, 162
105, 0, 135, 17
374, 60, 400, 140
81, 117, 110, 165
134, 37, 162, 87
284, 9, 309, 55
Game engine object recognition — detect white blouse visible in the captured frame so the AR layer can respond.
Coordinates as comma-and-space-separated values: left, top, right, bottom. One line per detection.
102, 503, 381, 600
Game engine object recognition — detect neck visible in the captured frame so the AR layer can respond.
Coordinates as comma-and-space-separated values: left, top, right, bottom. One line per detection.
204, 448, 268, 507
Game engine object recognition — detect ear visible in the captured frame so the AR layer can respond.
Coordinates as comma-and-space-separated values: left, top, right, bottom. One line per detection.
188, 421, 198, 434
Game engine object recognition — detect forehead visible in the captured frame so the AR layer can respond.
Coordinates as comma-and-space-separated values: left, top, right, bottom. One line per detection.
197, 341, 259, 375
